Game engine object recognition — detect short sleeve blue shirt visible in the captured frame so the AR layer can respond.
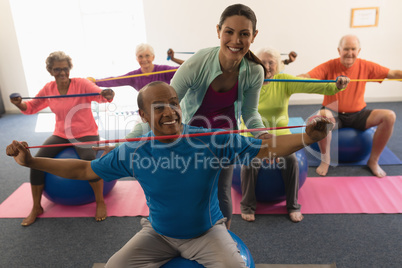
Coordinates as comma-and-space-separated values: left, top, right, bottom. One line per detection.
91, 124, 262, 239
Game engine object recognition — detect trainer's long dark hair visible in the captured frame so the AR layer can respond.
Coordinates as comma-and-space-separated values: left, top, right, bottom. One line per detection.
218, 4, 267, 77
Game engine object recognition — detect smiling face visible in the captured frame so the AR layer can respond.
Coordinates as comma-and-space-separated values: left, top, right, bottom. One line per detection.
338, 35, 361, 68
217, 15, 257, 64
51, 60, 70, 83
139, 82, 182, 141
259, 53, 278, 79
136, 49, 155, 70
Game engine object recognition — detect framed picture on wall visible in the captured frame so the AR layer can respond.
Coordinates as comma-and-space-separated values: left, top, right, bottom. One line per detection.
351, 7, 379, 28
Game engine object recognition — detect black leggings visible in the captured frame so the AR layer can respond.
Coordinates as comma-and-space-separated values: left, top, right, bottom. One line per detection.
30, 135, 100, 185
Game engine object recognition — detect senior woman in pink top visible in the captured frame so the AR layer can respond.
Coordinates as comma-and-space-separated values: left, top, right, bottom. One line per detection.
10, 51, 114, 226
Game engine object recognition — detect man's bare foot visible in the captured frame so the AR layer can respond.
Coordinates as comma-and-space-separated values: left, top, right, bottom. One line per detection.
241, 213, 255, 222
21, 206, 44, 226
95, 202, 107, 222
316, 162, 330, 176
367, 160, 387, 178
289, 211, 304, 223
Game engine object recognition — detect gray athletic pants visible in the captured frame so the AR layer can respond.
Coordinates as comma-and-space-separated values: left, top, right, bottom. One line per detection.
218, 166, 234, 221
105, 218, 246, 268
240, 153, 301, 214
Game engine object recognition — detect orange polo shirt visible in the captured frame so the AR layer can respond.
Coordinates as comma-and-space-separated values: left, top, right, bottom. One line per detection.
308, 58, 389, 113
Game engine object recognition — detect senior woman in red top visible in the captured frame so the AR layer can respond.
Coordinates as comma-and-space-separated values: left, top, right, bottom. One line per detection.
10, 51, 114, 226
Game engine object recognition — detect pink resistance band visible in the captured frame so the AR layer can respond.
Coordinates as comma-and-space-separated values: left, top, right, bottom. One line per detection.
26, 125, 306, 149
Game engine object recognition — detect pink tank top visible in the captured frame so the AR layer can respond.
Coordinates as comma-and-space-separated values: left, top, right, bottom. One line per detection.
189, 81, 238, 129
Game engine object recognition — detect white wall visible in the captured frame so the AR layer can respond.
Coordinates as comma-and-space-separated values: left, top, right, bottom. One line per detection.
1, 0, 401, 113
0, 0, 29, 113
144, 0, 402, 104
1, 0, 147, 113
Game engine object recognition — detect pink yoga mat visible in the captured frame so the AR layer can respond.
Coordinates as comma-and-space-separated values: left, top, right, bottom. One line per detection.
232, 176, 402, 214
0, 181, 149, 218
0, 176, 401, 218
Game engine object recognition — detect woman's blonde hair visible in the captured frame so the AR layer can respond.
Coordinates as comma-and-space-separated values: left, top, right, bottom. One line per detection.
256, 47, 285, 75
136, 43, 155, 56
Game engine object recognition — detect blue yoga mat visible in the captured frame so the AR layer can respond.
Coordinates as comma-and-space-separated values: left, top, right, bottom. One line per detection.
288, 117, 402, 166
288, 117, 306, 134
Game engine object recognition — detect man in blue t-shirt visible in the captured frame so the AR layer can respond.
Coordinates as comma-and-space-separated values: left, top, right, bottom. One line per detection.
7, 81, 333, 268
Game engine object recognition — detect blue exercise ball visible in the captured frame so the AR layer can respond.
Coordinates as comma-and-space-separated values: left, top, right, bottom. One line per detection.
229, 230, 255, 268
43, 147, 117, 206
232, 149, 308, 202
310, 127, 374, 163
161, 230, 255, 268
161, 257, 203, 268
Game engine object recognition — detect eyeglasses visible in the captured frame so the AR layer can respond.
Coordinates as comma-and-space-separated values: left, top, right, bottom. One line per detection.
52, 67, 70, 74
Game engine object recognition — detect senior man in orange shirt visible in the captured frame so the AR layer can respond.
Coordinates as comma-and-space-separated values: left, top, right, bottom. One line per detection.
299, 34, 402, 177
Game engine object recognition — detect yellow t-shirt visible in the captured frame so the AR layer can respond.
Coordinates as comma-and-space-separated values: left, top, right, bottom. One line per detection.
241, 73, 342, 137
